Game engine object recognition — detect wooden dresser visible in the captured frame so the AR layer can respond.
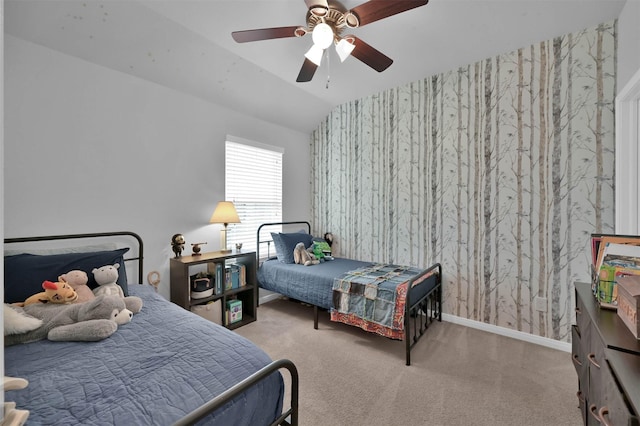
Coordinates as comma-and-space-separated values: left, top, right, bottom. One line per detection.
572, 282, 640, 425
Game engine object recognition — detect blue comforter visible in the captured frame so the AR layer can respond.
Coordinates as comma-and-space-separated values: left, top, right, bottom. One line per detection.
258, 258, 372, 309
4, 285, 284, 425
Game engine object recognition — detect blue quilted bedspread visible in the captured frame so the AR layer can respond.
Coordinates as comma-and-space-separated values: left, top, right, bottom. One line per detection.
258, 257, 373, 309
4, 285, 284, 425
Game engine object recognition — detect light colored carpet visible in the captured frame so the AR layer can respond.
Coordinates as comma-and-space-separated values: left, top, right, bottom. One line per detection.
236, 298, 582, 426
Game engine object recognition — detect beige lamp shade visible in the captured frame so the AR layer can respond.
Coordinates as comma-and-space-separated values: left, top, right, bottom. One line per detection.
210, 201, 241, 226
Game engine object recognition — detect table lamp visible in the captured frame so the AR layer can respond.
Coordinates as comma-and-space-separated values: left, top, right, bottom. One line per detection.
210, 201, 240, 253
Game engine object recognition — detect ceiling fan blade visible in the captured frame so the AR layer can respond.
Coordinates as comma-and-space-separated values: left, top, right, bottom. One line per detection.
350, 36, 393, 72
232, 26, 301, 43
296, 58, 319, 82
349, 0, 428, 27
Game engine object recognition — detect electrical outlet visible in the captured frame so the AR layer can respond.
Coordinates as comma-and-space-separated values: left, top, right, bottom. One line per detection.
534, 296, 547, 312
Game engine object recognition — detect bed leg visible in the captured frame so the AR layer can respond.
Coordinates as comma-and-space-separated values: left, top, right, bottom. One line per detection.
405, 326, 411, 366
314, 306, 318, 330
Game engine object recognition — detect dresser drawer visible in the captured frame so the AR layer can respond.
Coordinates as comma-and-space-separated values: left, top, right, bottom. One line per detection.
574, 282, 640, 426
572, 325, 588, 388
575, 288, 591, 337
596, 358, 639, 426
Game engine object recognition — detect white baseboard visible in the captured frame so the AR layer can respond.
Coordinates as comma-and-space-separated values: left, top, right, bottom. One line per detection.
258, 288, 284, 305
442, 313, 572, 353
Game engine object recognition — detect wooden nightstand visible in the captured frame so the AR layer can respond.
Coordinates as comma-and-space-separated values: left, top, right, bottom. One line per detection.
170, 250, 257, 329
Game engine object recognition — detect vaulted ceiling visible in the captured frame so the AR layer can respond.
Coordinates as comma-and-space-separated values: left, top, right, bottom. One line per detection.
5, 0, 627, 133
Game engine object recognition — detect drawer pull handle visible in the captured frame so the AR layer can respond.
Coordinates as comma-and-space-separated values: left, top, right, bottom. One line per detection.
572, 354, 583, 367
575, 307, 582, 315
576, 391, 585, 403
588, 353, 601, 369
598, 406, 612, 426
589, 404, 602, 423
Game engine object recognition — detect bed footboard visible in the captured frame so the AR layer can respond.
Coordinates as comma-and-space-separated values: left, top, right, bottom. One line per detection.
404, 263, 442, 366
173, 358, 299, 426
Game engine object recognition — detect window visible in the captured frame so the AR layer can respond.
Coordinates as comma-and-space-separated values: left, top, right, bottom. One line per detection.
225, 137, 283, 254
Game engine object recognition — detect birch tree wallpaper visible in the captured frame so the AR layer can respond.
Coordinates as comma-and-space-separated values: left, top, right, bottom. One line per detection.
310, 20, 616, 342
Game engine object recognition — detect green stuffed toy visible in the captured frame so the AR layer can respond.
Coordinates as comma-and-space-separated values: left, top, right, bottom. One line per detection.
313, 240, 334, 261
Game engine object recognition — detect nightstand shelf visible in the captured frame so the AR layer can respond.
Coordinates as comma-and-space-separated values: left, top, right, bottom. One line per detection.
170, 250, 257, 329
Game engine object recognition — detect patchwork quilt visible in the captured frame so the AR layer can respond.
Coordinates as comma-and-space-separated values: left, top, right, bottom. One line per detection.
330, 264, 432, 339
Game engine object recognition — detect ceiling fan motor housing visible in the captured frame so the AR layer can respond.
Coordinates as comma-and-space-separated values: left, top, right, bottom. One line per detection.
306, 0, 361, 42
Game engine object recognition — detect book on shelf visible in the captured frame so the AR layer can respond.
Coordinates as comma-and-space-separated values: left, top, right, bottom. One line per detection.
215, 263, 223, 294
591, 234, 640, 309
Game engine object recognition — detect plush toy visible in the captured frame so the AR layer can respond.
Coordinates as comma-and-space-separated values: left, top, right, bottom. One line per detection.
92, 263, 143, 314
5, 295, 133, 346
293, 242, 319, 266
312, 240, 334, 261
59, 270, 94, 303
324, 232, 334, 248
19, 280, 78, 307
92, 263, 125, 298
3, 305, 43, 336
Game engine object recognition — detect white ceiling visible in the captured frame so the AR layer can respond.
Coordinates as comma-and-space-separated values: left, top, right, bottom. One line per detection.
5, 0, 627, 133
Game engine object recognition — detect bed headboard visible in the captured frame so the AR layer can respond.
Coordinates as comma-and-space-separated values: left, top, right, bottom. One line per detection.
4, 231, 144, 285
256, 221, 311, 263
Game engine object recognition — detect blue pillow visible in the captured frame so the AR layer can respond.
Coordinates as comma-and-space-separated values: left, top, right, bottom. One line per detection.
270, 232, 285, 261
271, 232, 313, 264
4, 248, 130, 304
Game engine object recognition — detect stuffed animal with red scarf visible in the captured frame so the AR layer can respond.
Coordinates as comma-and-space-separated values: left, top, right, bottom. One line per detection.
18, 280, 78, 307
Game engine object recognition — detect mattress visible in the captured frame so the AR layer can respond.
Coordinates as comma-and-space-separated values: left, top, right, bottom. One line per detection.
4, 285, 284, 425
258, 257, 373, 309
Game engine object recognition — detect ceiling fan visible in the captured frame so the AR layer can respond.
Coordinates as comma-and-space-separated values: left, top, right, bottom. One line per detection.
231, 0, 429, 83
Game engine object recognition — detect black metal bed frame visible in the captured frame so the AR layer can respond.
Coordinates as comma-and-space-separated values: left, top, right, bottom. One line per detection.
4, 231, 299, 426
257, 221, 442, 366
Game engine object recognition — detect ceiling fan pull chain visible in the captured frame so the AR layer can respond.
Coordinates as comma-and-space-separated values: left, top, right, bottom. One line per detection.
326, 49, 330, 89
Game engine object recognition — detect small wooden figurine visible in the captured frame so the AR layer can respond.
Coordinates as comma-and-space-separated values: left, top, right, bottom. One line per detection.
171, 234, 186, 258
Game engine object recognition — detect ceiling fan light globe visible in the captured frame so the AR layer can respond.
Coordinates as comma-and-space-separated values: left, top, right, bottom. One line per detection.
304, 44, 324, 66
312, 23, 334, 50
336, 38, 355, 62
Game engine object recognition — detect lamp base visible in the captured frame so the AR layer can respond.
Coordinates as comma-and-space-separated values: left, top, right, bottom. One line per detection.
220, 228, 231, 253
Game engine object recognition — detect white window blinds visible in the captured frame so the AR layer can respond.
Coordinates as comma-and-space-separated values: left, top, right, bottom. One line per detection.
225, 139, 283, 254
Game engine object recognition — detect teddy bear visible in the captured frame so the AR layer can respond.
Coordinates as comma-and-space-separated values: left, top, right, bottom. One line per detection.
92, 263, 143, 314
19, 280, 78, 307
4, 295, 133, 346
293, 242, 319, 266
92, 263, 125, 298
59, 270, 94, 304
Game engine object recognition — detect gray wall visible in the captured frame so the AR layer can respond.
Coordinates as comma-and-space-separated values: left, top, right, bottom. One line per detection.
4, 35, 311, 299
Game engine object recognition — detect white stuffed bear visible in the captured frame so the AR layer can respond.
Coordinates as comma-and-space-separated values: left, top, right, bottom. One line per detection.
92, 263, 144, 314
92, 263, 125, 298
